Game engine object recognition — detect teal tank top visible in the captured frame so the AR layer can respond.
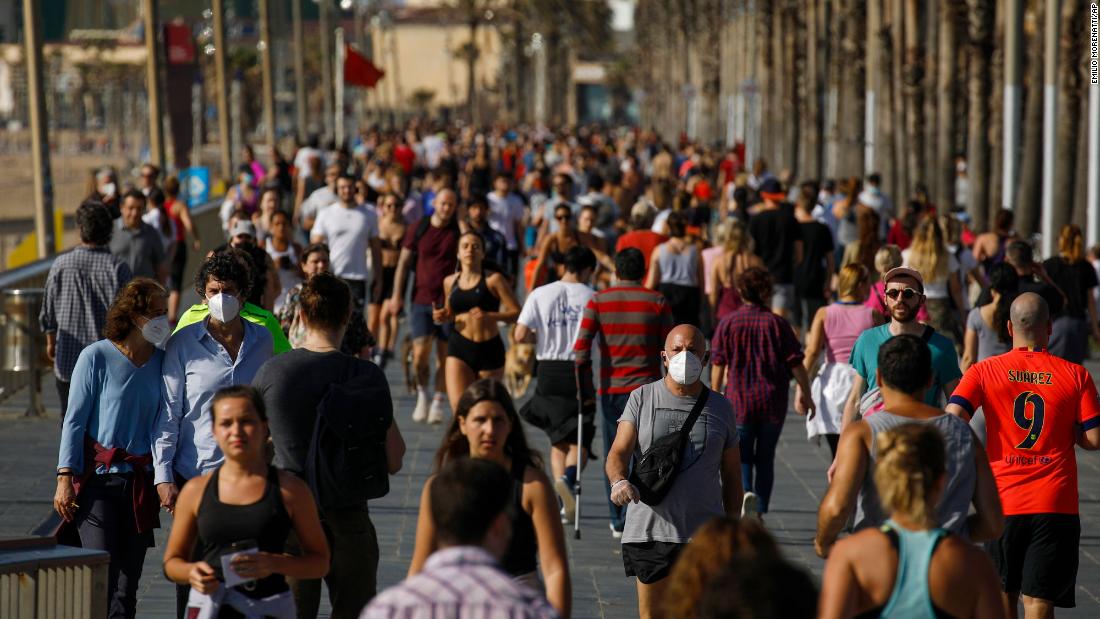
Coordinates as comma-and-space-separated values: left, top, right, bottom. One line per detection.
880, 520, 949, 619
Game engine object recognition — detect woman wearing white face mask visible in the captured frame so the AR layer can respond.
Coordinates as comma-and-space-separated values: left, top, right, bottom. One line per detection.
710, 267, 815, 521
54, 278, 169, 619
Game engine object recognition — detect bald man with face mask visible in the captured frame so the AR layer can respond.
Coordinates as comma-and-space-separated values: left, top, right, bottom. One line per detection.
605, 324, 744, 619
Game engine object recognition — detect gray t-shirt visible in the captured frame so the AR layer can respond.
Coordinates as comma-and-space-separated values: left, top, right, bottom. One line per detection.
109, 221, 165, 279
966, 307, 1010, 363
854, 411, 977, 538
619, 380, 738, 544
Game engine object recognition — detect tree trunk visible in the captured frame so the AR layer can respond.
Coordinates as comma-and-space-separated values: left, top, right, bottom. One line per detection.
877, 0, 898, 199
936, 0, 958, 209
806, 0, 822, 180
988, 1, 1005, 220
758, 0, 775, 167
924, 1, 940, 200
1014, 5, 1043, 238
1053, 0, 1084, 237
891, 0, 910, 199
965, 0, 993, 232
698, 0, 722, 142
903, 0, 925, 189
466, 18, 478, 124
1072, 88, 1090, 229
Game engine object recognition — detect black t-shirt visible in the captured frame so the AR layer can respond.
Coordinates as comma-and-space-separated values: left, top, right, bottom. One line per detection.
794, 220, 835, 298
1043, 257, 1098, 319
976, 276, 1065, 316
251, 349, 388, 477
748, 206, 802, 284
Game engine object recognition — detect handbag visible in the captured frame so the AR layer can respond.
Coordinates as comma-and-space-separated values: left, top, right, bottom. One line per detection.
629, 389, 710, 505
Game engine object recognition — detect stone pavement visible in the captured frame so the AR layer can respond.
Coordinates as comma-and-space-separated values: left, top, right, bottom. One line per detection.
5, 361, 1100, 617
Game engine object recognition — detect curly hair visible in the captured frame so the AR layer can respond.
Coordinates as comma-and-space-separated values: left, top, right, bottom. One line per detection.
735, 266, 774, 306
102, 277, 167, 341
662, 517, 779, 619
433, 378, 542, 472
194, 250, 251, 299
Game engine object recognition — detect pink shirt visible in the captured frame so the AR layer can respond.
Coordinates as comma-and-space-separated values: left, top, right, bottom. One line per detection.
824, 303, 876, 363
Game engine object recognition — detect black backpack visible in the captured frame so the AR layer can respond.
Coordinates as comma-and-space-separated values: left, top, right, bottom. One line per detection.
305, 367, 394, 514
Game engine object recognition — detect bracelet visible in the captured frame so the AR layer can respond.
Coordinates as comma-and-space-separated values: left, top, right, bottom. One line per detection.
611, 479, 630, 490
56, 471, 73, 477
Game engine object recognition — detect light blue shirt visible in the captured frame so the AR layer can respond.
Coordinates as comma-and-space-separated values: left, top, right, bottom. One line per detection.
57, 339, 165, 474
153, 317, 274, 484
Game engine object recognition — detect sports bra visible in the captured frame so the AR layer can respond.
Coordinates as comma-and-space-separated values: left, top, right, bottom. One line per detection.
449, 272, 499, 315
195, 466, 292, 599
852, 521, 957, 619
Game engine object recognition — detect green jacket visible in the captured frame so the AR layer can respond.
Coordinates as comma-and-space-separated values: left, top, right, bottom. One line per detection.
173, 302, 292, 354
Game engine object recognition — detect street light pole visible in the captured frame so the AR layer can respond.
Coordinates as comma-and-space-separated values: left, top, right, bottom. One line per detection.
212, 0, 232, 184
142, 0, 165, 170
22, 0, 54, 258
258, 0, 277, 151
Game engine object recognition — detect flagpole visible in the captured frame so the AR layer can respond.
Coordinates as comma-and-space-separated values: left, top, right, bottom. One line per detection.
335, 27, 345, 150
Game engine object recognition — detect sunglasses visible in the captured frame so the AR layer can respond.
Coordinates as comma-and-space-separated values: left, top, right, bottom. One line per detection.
884, 287, 921, 301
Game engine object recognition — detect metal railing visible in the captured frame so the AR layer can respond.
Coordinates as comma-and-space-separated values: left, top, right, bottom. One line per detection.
0, 197, 224, 406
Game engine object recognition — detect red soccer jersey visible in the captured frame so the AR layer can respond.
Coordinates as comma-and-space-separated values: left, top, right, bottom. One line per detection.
950, 348, 1100, 515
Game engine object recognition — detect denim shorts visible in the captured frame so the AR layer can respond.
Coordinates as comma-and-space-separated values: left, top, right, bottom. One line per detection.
409, 302, 451, 340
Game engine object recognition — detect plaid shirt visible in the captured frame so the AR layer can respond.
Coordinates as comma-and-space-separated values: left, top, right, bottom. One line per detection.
574, 283, 674, 395
710, 304, 804, 425
361, 546, 559, 619
39, 246, 133, 381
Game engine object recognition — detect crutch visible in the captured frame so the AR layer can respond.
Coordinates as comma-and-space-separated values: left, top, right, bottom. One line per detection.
573, 368, 584, 539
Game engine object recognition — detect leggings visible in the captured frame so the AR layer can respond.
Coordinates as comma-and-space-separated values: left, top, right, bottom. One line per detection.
737, 418, 785, 513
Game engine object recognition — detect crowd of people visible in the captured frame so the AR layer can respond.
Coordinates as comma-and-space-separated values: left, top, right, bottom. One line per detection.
38, 123, 1100, 619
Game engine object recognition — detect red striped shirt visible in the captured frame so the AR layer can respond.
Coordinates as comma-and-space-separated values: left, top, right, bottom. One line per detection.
574, 285, 674, 395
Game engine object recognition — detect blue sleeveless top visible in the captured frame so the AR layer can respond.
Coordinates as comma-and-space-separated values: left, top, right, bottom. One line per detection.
854, 519, 956, 619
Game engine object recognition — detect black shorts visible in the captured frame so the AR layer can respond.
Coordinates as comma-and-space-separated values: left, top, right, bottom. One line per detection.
446, 331, 505, 373
622, 541, 686, 584
342, 278, 367, 310
371, 266, 396, 305
987, 513, 1080, 608
168, 244, 188, 293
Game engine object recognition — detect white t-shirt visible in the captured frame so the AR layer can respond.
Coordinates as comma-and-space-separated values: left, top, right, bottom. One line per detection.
293, 146, 322, 178
517, 281, 595, 361
301, 186, 338, 223
142, 209, 176, 251
487, 191, 525, 251
902, 249, 960, 300
311, 204, 378, 281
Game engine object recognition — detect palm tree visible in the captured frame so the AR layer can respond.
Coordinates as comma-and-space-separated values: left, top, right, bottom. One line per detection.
1053, 0, 1085, 236
965, 0, 993, 232
1015, 3, 1043, 237
935, 0, 959, 209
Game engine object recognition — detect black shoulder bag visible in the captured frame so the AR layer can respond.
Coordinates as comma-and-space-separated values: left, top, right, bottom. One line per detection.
629, 389, 709, 506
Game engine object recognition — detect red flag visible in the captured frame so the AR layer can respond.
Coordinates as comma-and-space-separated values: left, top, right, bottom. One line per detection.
344, 45, 384, 88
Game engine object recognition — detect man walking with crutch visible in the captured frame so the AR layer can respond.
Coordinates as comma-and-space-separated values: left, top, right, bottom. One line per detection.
516, 246, 599, 527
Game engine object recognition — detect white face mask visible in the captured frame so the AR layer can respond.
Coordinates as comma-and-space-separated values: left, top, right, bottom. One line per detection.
665, 350, 704, 386
100, 182, 117, 198
140, 315, 171, 349
207, 292, 240, 324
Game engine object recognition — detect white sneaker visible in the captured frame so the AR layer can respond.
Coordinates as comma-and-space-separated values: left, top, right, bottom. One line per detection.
741, 491, 760, 520
412, 389, 429, 423
554, 476, 577, 519
609, 523, 623, 539
427, 394, 447, 424
560, 506, 573, 525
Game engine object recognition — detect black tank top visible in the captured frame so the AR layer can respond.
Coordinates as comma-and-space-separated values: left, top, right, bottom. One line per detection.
195, 466, 292, 599
500, 458, 539, 576
449, 273, 499, 315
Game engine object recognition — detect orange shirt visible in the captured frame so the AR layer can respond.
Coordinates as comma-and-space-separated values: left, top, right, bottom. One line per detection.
950, 348, 1100, 515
